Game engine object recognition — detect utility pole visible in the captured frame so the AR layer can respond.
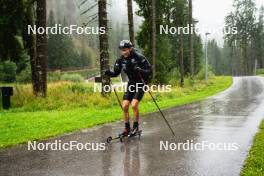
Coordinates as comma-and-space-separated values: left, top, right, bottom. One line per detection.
98, 0, 110, 95
189, 0, 194, 77
151, 0, 157, 79
205, 32, 210, 81
127, 0, 135, 46
254, 59, 258, 75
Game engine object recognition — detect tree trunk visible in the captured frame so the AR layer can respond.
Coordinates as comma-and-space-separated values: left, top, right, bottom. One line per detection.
26, 3, 38, 95
180, 32, 184, 87
127, 0, 135, 46
98, 0, 110, 95
36, 0, 48, 97
151, 0, 157, 79
189, 0, 194, 77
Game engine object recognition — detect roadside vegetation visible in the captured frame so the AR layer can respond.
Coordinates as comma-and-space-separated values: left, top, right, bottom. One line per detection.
257, 69, 264, 76
0, 76, 232, 148
48, 68, 99, 82
241, 120, 264, 176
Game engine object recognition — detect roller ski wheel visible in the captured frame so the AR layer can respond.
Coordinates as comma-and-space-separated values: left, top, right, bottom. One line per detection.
106, 136, 112, 143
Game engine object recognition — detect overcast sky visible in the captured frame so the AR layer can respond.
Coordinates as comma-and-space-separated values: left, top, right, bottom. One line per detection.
193, 0, 264, 46
110, 0, 264, 46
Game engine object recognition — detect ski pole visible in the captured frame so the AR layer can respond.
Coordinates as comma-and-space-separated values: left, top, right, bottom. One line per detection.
147, 90, 175, 136
138, 73, 175, 136
109, 79, 123, 111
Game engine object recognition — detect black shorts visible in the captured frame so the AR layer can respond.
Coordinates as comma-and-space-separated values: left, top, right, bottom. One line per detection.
123, 83, 145, 102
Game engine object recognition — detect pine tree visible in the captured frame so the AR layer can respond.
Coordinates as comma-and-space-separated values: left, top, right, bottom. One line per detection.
25, 2, 38, 94
36, 0, 48, 97
98, 0, 110, 95
189, 0, 194, 77
48, 13, 81, 69
151, 0, 157, 79
225, 0, 257, 75
135, 0, 203, 83
127, 0, 135, 45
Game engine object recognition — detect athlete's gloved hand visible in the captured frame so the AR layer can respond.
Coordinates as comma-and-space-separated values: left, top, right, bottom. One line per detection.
134, 66, 142, 72
104, 70, 112, 76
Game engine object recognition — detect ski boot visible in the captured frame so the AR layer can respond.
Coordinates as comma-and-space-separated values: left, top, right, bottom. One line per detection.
130, 122, 139, 136
119, 122, 131, 137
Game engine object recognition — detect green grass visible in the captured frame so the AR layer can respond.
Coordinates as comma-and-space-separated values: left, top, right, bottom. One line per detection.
0, 76, 232, 148
257, 69, 264, 77
257, 69, 264, 76
241, 120, 264, 176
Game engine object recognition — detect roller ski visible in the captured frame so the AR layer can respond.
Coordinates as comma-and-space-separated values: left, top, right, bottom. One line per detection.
106, 125, 142, 143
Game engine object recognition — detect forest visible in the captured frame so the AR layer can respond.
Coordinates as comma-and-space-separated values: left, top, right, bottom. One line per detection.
0, 0, 263, 96
1, 1, 264, 175
209, 0, 264, 76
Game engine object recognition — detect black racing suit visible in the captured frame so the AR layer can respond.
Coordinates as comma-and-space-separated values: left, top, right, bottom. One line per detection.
107, 50, 152, 102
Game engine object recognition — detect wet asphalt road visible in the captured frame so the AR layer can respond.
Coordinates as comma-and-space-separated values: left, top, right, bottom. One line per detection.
1, 76, 264, 176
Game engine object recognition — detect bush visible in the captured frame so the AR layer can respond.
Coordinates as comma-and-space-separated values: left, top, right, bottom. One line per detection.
185, 78, 195, 87
61, 73, 84, 83
70, 83, 92, 94
196, 66, 215, 80
48, 71, 62, 82
257, 69, 264, 75
16, 64, 31, 83
0, 61, 17, 83
0, 88, 2, 110
167, 68, 180, 86
0, 64, 3, 81
48, 69, 99, 82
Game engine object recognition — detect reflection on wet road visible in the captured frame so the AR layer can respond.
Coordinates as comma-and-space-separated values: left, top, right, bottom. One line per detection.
1, 77, 264, 176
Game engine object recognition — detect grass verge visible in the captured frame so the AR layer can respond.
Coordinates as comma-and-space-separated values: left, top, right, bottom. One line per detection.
241, 120, 264, 176
0, 76, 232, 148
